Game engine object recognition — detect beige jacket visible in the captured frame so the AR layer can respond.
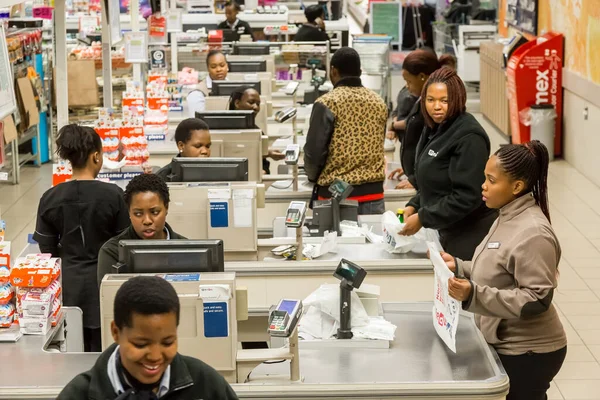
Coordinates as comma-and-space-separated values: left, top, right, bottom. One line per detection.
457, 194, 567, 355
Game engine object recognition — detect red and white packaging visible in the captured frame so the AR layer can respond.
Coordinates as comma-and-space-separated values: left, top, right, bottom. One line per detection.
507, 32, 564, 155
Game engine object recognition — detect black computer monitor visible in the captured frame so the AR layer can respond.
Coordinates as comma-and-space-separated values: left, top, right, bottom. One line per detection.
312, 199, 359, 235
233, 43, 271, 55
195, 110, 256, 129
221, 29, 240, 42
211, 80, 262, 96
227, 60, 267, 73
168, 157, 249, 182
115, 239, 225, 274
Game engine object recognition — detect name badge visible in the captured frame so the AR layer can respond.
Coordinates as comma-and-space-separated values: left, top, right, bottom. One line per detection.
487, 242, 501, 249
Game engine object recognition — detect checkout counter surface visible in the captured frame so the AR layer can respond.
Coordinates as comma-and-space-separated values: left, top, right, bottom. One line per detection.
0, 303, 508, 399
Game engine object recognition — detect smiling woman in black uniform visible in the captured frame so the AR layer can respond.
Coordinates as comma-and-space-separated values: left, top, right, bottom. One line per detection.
399, 67, 498, 261
34, 124, 130, 352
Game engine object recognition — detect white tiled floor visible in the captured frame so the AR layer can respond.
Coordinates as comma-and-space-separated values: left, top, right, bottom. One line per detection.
2, 113, 600, 398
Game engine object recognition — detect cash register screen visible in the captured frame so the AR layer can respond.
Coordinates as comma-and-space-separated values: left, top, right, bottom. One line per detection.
279, 300, 298, 315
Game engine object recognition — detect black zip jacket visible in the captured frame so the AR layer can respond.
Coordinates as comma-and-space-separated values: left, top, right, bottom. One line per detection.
97, 224, 186, 285
406, 112, 496, 232
393, 87, 418, 142
217, 19, 254, 40
400, 100, 425, 188
294, 24, 330, 42
57, 343, 238, 400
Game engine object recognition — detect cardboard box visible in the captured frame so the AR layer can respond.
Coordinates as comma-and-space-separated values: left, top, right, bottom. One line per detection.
19, 315, 51, 335
10, 256, 60, 288
66, 60, 99, 108
16, 77, 39, 131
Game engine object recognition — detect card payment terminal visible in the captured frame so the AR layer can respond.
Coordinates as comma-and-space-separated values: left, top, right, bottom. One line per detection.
285, 201, 307, 228
268, 299, 303, 337
284, 144, 300, 165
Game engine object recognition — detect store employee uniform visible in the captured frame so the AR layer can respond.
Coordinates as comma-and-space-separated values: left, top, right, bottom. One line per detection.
294, 23, 330, 42
217, 18, 254, 40
34, 180, 130, 351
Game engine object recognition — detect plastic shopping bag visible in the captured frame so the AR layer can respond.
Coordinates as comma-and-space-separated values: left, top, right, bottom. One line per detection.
381, 211, 441, 254
428, 242, 460, 353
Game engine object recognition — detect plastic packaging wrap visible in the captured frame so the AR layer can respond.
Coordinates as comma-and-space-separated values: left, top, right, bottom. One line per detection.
381, 211, 441, 253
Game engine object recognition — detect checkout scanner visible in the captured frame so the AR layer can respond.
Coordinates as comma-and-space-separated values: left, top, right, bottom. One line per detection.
111, 239, 225, 274
311, 179, 358, 236
195, 110, 264, 182
164, 157, 249, 183
334, 259, 367, 339
210, 80, 262, 96
101, 270, 303, 384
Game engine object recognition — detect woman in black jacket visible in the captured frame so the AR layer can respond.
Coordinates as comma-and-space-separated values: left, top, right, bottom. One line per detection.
399, 67, 497, 260
388, 49, 455, 189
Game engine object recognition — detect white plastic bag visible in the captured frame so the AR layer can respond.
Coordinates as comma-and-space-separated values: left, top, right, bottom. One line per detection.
299, 284, 370, 339
428, 242, 460, 353
381, 211, 439, 253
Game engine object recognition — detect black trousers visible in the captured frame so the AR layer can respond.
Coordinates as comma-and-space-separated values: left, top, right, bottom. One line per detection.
84, 327, 102, 352
499, 347, 567, 400
439, 211, 498, 261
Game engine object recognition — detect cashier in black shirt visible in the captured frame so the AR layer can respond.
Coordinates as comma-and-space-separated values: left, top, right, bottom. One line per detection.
294, 5, 330, 42
156, 118, 212, 181
97, 174, 186, 283
399, 67, 497, 261
228, 86, 285, 174
34, 125, 130, 352
217, 1, 254, 40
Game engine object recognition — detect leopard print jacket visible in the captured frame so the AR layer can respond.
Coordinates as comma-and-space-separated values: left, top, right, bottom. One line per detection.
315, 84, 388, 187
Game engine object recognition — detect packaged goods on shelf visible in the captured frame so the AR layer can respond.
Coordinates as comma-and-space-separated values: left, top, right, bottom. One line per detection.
9, 254, 63, 335
0, 303, 15, 328
0, 241, 11, 283
9, 254, 60, 288
0, 282, 13, 305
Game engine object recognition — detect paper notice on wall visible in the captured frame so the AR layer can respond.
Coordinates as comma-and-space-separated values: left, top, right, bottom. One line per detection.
428, 242, 460, 353
233, 198, 252, 228
208, 188, 231, 200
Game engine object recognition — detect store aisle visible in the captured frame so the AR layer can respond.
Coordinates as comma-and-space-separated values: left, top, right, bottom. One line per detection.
1, 115, 600, 399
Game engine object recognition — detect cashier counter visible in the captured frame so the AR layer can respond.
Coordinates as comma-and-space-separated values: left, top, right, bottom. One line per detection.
0, 272, 510, 399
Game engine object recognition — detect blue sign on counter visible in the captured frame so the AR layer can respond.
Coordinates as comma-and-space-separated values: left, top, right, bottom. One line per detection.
204, 302, 229, 338
164, 273, 200, 282
210, 202, 229, 228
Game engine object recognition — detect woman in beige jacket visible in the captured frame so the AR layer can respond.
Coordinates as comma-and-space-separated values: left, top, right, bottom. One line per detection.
442, 140, 566, 400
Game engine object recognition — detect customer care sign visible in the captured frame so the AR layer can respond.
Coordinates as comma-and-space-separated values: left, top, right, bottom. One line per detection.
507, 32, 564, 155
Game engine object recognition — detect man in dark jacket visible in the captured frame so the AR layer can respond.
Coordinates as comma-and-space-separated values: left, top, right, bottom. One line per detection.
294, 5, 330, 42
303, 47, 388, 215
58, 276, 238, 400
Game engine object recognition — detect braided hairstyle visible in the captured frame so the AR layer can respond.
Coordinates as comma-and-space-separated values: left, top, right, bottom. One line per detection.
56, 124, 102, 169
495, 140, 551, 222
420, 67, 467, 128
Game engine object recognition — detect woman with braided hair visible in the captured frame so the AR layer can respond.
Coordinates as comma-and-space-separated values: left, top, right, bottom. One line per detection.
399, 67, 498, 260
441, 140, 566, 400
